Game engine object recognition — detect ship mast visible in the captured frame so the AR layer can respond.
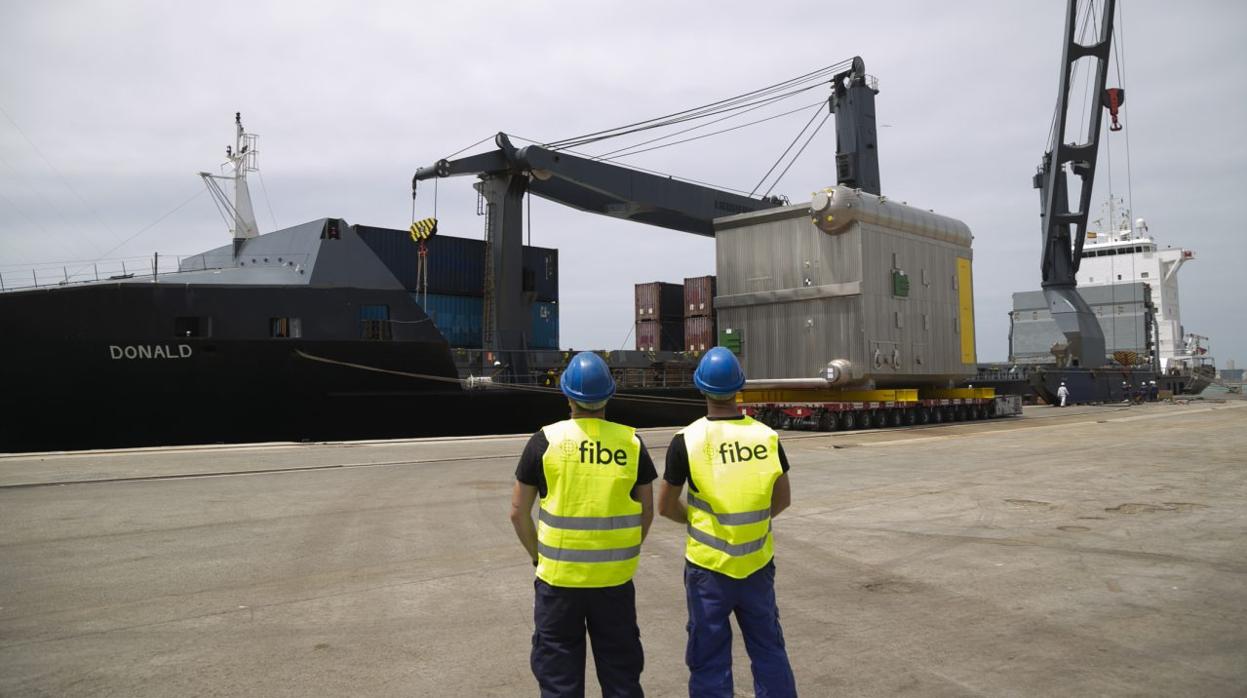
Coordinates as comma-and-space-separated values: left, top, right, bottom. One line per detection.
200, 113, 260, 251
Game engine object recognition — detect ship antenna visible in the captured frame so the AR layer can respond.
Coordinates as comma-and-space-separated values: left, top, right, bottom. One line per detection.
199, 112, 261, 251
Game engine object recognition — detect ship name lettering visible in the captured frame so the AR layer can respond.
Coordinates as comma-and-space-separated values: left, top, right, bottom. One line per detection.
108, 344, 193, 360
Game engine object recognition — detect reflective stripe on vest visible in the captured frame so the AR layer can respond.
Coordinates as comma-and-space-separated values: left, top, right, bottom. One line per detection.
536, 418, 643, 588
686, 523, 772, 556
539, 509, 643, 531
688, 493, 771, 526
681, 416, 782, 579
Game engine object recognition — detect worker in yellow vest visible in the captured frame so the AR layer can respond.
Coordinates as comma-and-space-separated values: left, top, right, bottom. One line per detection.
510, 351, 657, 697
658, 347, 796, 697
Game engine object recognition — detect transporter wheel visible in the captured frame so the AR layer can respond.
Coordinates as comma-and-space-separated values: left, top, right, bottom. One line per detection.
889, 410, 904, 427
872, 411, 888, 428
916, 408, 930, 425
818, 411, 838, 432
841, 411, 858, 431
941, 406, 955, 422
929, 407, 942, 424
903, 409, 918, 426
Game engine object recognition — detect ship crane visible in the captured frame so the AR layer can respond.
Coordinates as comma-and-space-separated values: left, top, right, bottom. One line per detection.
411, 58, 882, 378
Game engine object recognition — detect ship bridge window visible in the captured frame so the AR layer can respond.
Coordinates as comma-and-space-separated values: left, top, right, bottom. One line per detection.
270, 317, 302, 338
360, 304, 392, 340
174, 316, 210, 338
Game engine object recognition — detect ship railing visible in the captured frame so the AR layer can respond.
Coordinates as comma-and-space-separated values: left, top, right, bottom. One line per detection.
0, 253, 221, 292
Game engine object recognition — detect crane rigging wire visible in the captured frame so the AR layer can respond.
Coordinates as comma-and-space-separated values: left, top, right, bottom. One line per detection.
446, 60, 860, 201
764, 111, 833, 198
1112, 0, 1141, 365
592, 96, 825, 160
1114, 1, 1135, 241
597, 100, 827, 162
750, 103, 826, 196
544, 60, 852, 150
549, 79, 838, 151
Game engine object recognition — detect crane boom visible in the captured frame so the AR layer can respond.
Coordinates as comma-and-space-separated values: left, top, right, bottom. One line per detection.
1033, 0, 1117, 368
411, 59, 882, 377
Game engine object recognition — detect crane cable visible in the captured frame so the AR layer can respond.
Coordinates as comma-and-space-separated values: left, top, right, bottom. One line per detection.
594, 99, 826, 161
294, 349, 707, 406
545, 60, 852, 150
751, 103, 827, 196
550, 80, 835, 151
1113, 0, 1142, 367
763, 111, 832, 198
545, 62, 838, 146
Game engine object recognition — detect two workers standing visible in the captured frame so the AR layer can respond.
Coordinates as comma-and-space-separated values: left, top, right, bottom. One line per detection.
510, 348, 797, 697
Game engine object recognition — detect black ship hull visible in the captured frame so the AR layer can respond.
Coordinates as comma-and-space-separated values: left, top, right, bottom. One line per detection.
1, 282, 704, 452
1028, 365, 1208, 405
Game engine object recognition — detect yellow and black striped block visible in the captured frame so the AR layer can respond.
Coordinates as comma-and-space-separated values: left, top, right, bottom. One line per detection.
410, 217, 438, 241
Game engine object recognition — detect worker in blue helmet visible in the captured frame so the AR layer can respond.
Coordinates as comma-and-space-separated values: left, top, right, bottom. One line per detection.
510, 351, 656, 697
658, 346, 797, 697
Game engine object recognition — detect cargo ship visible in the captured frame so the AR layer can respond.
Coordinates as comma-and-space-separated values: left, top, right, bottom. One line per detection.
0, 213, 711, 452
0, 117, 707, 452
994, 208, 1215, 399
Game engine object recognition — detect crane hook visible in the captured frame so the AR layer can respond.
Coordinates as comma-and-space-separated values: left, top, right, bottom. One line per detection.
1104, 88, 1126, 132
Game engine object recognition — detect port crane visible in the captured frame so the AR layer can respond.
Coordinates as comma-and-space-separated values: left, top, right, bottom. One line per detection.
412, 58, 881, 378
1024, 0, 1203, 403
1033, 0, 1122, 369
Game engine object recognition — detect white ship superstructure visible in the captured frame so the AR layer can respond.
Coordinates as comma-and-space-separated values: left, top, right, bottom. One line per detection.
1076, 214, 1209, 373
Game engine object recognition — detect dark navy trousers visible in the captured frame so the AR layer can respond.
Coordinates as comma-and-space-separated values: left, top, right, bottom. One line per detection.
684, 561, 796, 697
531, 578, 644, 698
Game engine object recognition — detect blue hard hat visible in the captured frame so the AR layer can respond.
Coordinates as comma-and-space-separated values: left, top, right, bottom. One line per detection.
560, 352, 616, 403
693, 346, 746, 398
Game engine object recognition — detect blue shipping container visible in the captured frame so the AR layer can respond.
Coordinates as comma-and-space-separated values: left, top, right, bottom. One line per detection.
414, 294, 482, 348
415, 294, 559, 349
357, 225, 557, 301
530, 301, 559, 350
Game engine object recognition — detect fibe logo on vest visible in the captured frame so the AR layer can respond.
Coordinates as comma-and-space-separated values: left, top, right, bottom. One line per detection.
718, 441, 768, 464
579, 440, 628, 466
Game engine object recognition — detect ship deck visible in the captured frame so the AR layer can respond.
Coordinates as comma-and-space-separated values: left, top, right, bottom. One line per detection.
2, 400, 1245, 696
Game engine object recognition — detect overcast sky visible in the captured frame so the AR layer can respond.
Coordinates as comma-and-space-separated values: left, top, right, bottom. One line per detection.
2, 1, 1244, 368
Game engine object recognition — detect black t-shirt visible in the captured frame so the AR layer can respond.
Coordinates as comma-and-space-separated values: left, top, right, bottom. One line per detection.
515, 428, 658, 498
663, 416, 790, 493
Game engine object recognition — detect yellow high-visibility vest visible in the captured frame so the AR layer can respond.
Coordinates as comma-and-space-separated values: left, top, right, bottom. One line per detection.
537, 418, 643, 588
681, 416, 781, 579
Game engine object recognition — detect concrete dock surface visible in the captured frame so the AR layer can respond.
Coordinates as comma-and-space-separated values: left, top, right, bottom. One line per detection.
1, 400, 1244, 696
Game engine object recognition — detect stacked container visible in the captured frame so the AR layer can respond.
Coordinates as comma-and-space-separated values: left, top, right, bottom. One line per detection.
355, 225, 559, 349
683, 275, 717, 353
634, 282, 684, 351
